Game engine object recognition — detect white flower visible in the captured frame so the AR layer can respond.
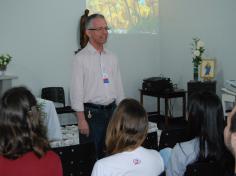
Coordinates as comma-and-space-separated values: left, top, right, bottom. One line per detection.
193, 50, 200, 57
197, 40, 204, 49
0, 53, 12, 68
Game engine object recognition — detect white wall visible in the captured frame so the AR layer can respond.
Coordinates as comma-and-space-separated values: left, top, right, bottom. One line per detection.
2, 0, 236, 113
107, 34, 160, 111
159, 0, 236, 93
0, 0, 160, 111
0, 0, 84, 98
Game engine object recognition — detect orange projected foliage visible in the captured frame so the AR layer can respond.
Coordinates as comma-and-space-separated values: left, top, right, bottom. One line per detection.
86, 0, 159, 34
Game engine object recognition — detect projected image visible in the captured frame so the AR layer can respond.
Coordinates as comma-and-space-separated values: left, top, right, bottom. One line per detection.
86, 0, 159, 34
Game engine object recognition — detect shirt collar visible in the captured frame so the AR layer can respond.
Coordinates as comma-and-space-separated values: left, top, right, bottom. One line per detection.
86, 42, 108, 54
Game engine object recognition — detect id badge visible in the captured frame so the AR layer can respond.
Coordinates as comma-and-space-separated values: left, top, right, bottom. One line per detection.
102, 72, 109, 84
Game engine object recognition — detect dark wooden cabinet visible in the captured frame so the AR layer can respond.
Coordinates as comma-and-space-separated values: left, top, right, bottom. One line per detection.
187, 81, 216, 102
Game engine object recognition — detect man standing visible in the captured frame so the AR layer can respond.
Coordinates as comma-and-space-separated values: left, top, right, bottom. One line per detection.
70, 14, 124, 158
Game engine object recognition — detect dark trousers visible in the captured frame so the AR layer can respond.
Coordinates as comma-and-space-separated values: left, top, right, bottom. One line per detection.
79, 103, 116, 159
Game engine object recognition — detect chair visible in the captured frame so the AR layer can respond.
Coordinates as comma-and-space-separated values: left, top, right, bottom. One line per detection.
41, 87, 75, 114
158, 127, 187, 150
184, 161, 220, 176
142, 131, 158, 150
52, 142, 97, 176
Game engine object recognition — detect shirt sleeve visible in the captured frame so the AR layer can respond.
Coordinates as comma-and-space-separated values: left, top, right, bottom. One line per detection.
166, 143, 187, 176
44, 100, 62, 141
157, 151, 165, 174
70, 56, 85, 111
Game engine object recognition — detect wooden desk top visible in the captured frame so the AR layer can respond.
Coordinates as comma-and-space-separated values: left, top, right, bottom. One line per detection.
139, 89, 186, 98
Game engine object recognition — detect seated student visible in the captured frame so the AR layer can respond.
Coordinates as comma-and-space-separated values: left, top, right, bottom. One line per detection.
165, 91, 227, 176
91, 98, 164, 176
224, 105, 236, 175
0, 87, 63, 176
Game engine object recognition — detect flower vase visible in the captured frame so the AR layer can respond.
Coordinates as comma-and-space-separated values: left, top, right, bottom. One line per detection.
0, 66, 7, 76
193, 64, 199, 81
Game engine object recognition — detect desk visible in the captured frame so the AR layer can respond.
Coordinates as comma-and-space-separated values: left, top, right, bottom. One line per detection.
50, 122, 158, 149
140, 89, 186, 128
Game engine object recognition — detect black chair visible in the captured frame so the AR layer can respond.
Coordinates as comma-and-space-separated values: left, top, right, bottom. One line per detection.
142, 131, 158, 150
41, 87, 75, 114
52, 142, 97, 176
158, 127, 187, 150
184, 161, 220, 176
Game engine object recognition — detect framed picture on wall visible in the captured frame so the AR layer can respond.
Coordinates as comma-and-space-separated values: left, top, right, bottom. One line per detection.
200, 59, 216, 80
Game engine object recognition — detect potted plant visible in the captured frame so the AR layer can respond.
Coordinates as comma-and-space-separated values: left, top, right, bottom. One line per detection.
192, 38, 205, 81
0, 54, 12, 75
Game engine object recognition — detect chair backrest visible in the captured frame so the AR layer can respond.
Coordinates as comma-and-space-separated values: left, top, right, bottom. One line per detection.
184, 161, 220, 176
41, 87, 65, 107
158, 127, 187, 150
52, 142, 97, 176
142, 131, 158, 150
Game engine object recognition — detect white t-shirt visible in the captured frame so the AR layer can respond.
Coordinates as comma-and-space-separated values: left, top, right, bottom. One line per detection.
91, 146, 164, 176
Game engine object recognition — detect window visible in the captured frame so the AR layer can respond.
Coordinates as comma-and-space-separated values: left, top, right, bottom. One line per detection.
86, 0, 159, 34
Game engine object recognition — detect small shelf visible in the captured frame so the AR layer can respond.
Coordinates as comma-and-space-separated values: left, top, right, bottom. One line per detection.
0, 75, 18, 95
0, 75, 18, 80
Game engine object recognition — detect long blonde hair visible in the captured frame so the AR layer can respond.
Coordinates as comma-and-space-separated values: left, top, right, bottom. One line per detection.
105, 98, 148, 155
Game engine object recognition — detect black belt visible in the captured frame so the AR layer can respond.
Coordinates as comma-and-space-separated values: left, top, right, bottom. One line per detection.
84, 101, 115, 110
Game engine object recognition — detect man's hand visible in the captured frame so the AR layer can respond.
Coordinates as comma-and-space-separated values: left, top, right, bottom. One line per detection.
76, 112, 89, 136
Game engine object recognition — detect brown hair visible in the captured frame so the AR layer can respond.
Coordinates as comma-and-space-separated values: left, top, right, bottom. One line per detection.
105, 98, 148, 155
0, 86, 49, 159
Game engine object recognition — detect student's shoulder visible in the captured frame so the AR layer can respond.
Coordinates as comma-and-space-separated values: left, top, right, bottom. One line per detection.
44, 150, 61, 162
173, 138, 199, 156
138, 147, 162, 158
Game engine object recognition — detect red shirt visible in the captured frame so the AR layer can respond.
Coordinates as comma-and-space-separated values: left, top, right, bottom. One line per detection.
0, 151, 63, 176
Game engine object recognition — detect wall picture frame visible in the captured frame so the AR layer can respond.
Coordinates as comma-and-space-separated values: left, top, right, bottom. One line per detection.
200, 59, 216, 80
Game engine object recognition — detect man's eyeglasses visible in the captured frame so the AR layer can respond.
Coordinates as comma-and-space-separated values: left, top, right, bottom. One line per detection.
88, 26, 110, 32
